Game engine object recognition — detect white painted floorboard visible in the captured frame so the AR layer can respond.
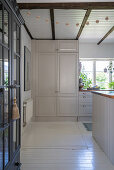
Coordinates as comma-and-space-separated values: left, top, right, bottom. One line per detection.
21, 122, 114, 170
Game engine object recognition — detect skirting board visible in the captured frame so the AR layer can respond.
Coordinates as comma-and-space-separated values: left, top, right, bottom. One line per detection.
32, 116, 78, 122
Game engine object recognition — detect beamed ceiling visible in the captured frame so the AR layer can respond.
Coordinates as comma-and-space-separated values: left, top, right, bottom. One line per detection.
19, 2, 114, 44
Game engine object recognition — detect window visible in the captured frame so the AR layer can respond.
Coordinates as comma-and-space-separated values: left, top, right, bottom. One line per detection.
80, 59, 114, 90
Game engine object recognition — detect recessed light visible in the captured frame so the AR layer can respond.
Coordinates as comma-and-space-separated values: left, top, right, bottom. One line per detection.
27, 11, 31, 16
76, 23, 79, 27
56, 21, 59, 24
105, 16, 109, 21
45, 19, 49, 23
36, 16, 40, 19
65, 23, 70, 26
86, 21, 89, 25
96, 20, 99, 23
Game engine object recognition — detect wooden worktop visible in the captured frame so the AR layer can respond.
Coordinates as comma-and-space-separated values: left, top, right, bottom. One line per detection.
79, 89, 114, 92
92, 91, 114, 99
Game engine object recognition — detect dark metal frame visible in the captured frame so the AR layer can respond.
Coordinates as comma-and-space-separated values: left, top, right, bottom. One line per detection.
0, 0, 23, 169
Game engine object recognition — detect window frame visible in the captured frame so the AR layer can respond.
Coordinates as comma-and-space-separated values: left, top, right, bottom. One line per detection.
80, 58, 114, 89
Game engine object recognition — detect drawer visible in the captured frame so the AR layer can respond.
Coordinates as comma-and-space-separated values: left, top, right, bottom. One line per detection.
79, 92, 92, 103
79, 104, 92, 115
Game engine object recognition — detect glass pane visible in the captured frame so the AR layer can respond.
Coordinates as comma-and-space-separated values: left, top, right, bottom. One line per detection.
14, 55, 20, 85
4, 128, 9, 166
80, 61, 93, 89
0, 89, 3, 126
96, 61, 109, 89
0, 3, 2, 43
13, 121, 16, 153
16, 25, 20, 54
4, 48, 8, 86
14, 22, 16, 53
4, 9, 9, 46
0, 46, 3, 86
0, 131, 3, 170
4, 88, 8, 123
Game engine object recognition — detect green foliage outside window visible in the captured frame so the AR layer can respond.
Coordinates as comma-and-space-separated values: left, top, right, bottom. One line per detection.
96, 72, 107, 89
109, 82, 114, 89
80, 72, 92, 89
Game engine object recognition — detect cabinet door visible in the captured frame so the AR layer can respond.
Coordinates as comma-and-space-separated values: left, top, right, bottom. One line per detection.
37, 97, 56, 116
38, 53, 57, 96
57, 97, 78, 116
59, 53, 77, 95
39, 40, 57, 53
58, 40, 78, 52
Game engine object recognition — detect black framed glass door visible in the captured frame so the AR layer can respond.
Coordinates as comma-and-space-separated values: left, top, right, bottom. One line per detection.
0, 0, 22, 169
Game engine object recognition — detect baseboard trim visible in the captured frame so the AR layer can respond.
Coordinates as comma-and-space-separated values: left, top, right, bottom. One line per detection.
32, 116, 78, 122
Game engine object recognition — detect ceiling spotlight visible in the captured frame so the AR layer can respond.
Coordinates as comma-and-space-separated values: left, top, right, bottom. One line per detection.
45, 19, 49, 23
27, 11, 31, 16
56, 21, 59, 24
65, 23, 70, 26
36, 16, 40, 19
86, 21, 89, 25
76, 23, 79, 27
105, 16, 109, 21
96, 20, 99, 23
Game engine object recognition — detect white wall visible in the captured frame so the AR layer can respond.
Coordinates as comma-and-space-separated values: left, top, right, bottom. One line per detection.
21, 25, 32, 133
79, 42, 114, 58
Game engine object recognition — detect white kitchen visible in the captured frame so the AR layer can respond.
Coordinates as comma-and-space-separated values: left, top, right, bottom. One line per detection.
1, 1, 114, 170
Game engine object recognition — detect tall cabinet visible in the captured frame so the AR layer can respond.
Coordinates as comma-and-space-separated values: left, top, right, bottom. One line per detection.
33, 40, 79, 118
0, 0, 24, 170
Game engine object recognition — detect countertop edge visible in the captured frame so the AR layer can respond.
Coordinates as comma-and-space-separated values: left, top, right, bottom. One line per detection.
92, 91, 114, 99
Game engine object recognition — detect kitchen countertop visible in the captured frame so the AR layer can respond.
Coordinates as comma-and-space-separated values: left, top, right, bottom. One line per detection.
79, 89, 114, 92
92, 91, 114, 99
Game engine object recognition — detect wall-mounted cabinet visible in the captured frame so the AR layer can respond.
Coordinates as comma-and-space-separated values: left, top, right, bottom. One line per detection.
32, 40, 79, 118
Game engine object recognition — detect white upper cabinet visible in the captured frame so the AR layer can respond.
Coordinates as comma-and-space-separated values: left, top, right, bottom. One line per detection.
39, 40, 57, 53
58, 40, 78, 52
58, 53, 77, 95
38, 53, 57, 96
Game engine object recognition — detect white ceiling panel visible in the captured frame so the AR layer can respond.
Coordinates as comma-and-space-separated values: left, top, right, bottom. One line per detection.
54, 9, 86, 39
21, 9, 52, 39
80, 10, 114, 42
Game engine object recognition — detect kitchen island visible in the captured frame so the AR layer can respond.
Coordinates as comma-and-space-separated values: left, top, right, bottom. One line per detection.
92, 91, 114, 165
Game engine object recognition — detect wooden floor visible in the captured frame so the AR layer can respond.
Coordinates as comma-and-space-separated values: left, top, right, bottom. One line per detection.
21, 122, 114, 170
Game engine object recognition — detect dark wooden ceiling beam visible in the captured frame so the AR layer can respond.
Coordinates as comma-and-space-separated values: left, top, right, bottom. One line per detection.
76, 9, 91, 40
50, 9, 55, 40
24, 23, 33, 39
97, 26, 114, 45
18, 2, 114, 10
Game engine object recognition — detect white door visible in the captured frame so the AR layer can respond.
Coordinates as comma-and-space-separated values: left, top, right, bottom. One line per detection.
37, 53, 57, 116
57, 97, 78, 116
38, 53, 57, 96
37, 97, 56, 116
58, 53, 77, 95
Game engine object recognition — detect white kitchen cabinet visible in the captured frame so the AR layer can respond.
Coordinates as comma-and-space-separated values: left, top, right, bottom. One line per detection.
38, 53, 57, 96
37, 97, 56, 116
57, 97, 78, 116
79, 92, 92, 116
38, 40, 57, 53
58, 53, 78, 96
92, 93, 114, 165
58, 40, 78, 52
32, 40, 79, 117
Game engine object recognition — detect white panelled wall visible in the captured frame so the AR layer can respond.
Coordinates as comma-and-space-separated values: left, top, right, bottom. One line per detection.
21, 25, 33, 134
31, 40, 79, 120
